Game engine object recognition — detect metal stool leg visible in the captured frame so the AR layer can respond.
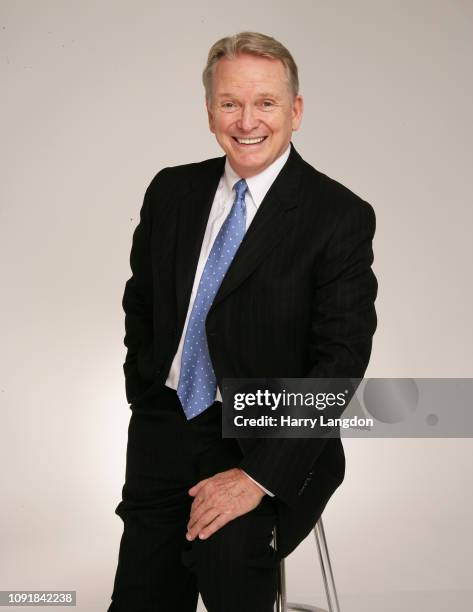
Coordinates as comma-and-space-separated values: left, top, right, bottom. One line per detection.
313, 517, 341, 612
276, 517, 341, 612
274, 527, 287, 612
276, 556, 287, 612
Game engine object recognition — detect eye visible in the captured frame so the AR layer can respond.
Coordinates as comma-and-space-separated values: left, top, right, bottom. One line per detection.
220, 101, 238, 112
262, 100, 275, 108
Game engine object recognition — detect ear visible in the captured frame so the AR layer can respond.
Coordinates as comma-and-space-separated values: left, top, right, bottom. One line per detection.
206, 98, 216, 134
291, 94, 304, 131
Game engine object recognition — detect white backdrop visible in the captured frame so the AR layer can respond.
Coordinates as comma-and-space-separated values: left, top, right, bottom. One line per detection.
2, 1, 472, 611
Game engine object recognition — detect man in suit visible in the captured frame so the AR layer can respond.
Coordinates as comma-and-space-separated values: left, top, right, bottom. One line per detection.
109, 31, 377, 612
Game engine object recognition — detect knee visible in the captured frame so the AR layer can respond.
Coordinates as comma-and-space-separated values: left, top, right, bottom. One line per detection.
196, 508, 277, 570
189, 513, 279, 611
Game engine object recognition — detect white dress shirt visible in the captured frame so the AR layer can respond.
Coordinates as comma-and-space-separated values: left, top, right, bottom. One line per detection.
165, 144, 291, 496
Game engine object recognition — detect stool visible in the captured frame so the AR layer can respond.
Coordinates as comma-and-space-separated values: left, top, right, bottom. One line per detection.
274, 517, 341, 612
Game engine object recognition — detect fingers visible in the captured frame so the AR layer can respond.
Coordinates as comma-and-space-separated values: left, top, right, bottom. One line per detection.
197, 512, 232, 540
188, 496, 212, 531
188, 477, 210, 497
186, 506, 222, 541
190, 494, 205, 513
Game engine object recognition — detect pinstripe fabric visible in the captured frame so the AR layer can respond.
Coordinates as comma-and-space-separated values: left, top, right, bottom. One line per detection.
109, 386, 278, 611
121, 143, 377, 557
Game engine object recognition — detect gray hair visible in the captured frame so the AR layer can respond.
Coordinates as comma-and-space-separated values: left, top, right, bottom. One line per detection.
203, 31, 299, 103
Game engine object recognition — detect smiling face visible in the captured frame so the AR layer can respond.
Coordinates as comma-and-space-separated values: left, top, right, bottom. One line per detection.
206, 53, 303, 178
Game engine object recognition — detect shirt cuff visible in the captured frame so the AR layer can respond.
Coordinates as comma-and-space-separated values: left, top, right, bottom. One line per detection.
241, 470, 275, 497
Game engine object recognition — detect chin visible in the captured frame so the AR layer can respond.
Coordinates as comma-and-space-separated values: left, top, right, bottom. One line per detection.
232, 153, 267, 172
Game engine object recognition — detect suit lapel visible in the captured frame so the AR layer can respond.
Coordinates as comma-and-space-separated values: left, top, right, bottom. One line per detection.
175, 156, 225, 328
174, 143, 304, 325
210, 143, 303, 310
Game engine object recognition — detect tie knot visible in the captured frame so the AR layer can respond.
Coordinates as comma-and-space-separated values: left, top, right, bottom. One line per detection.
233, 179, 248, 201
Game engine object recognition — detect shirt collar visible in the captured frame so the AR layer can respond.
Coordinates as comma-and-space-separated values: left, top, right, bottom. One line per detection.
223, 144, 291, 208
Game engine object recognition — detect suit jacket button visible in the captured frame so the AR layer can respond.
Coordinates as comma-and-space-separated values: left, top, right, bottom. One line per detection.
298, 482, 307, 495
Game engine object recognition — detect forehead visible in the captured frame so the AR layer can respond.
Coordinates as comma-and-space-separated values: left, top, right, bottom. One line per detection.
212, 53, 289, 95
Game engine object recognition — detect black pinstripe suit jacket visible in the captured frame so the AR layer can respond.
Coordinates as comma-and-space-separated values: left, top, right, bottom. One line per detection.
122, 142, 377, 556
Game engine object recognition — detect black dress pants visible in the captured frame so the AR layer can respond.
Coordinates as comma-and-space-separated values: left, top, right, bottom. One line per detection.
108, 386, 279, 612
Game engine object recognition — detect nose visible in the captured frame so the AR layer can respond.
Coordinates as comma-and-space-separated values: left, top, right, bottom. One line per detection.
237, 104, 259, 132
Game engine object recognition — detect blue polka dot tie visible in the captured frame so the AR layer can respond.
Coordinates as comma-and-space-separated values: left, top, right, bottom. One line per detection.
177, 179, 248, 419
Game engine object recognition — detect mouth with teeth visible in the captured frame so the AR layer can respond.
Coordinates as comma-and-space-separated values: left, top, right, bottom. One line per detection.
232, 136, 268, 146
